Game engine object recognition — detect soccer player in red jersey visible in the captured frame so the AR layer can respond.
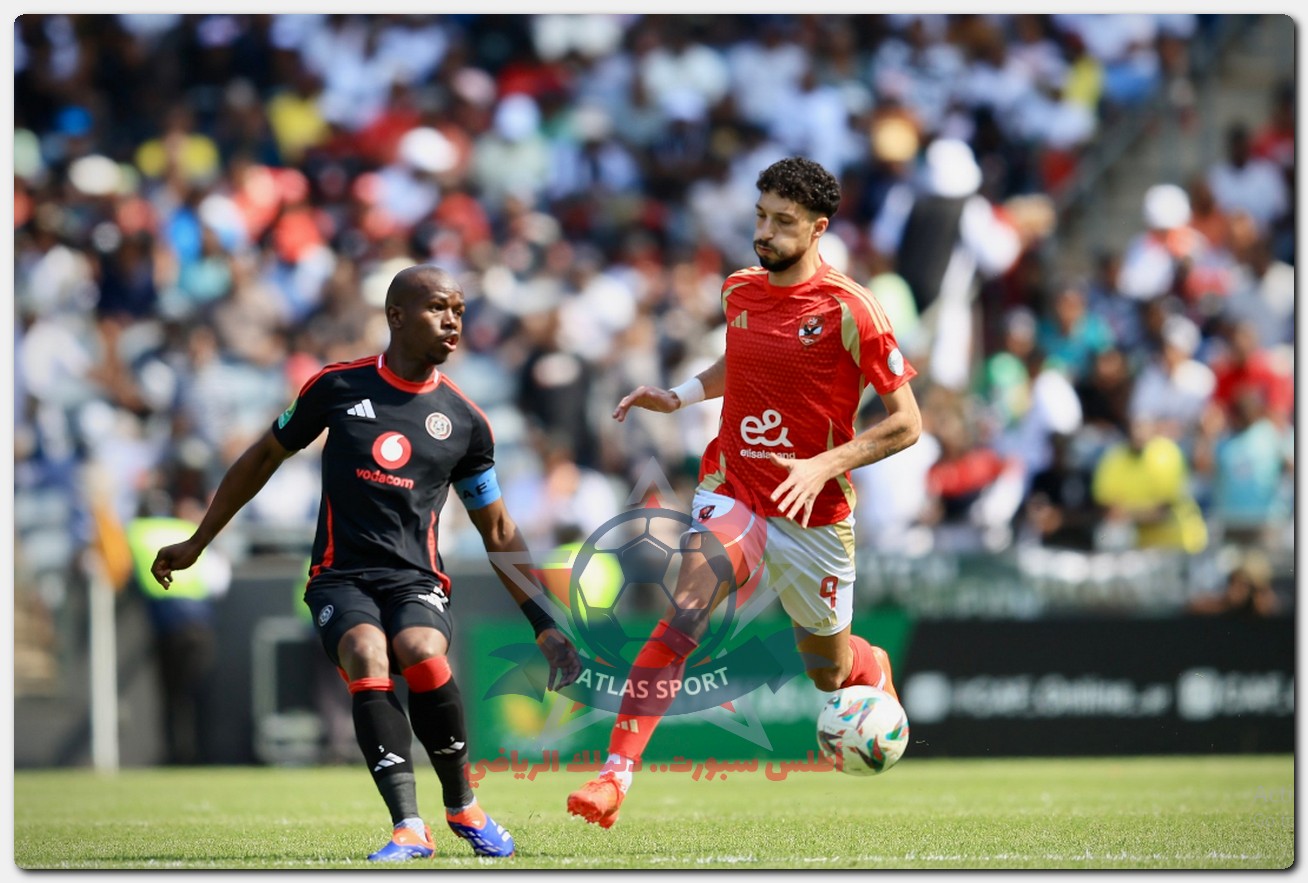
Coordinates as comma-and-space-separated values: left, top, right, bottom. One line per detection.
151, 265, 580, 860
568, 157, 922, 827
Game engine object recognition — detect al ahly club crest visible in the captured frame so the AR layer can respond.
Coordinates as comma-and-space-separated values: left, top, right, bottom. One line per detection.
798, 314, 824, 346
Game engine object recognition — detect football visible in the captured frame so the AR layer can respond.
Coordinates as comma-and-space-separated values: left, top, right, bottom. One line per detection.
816, 685, 910, 776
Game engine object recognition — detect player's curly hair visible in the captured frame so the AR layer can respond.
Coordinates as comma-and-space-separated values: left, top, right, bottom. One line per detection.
756, 157, 841, 220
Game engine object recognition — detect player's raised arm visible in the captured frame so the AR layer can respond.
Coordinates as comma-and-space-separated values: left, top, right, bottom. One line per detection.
151, 430, 294, 589
613, 356, 725, 422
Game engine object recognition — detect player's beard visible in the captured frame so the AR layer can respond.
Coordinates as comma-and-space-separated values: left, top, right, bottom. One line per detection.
754, 241, 803, 273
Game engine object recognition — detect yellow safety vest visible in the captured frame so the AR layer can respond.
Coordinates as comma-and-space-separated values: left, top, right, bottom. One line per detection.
125, 517, 211, 601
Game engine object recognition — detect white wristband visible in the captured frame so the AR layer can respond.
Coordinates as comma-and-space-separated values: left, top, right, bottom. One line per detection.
669, 377, 705, 409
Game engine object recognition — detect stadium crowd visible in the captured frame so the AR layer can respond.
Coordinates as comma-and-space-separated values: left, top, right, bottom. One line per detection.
14, 14, 1294, 682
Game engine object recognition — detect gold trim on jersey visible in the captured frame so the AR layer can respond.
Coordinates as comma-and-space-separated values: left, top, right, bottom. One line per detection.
721, 267, 767, 311
826, 271, 892, 334
700, 447, 728, 495
828, 419, 860, 521
839, 301, 862, 364
834, 515, 857, 560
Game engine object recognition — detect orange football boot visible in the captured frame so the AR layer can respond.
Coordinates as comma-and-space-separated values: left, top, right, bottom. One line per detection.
567, 773, 625, 829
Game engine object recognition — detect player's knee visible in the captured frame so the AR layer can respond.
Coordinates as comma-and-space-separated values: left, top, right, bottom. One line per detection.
337, 628, 389, 677
392, 628, 448, 666
807, 666, 846, 693
672, 556, 731, 614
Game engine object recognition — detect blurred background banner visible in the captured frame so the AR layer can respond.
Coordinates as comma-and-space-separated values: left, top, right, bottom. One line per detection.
13, 13, 1294, 769
899, 617, 1294, 757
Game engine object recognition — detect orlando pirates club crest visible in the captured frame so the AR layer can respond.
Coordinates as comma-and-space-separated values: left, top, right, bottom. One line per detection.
798, 314, 824, 346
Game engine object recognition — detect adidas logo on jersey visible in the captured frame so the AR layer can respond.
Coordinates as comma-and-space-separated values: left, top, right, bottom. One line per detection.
731, 312, 748, 329
615, 719, 640, 733
347, 399, 376, 418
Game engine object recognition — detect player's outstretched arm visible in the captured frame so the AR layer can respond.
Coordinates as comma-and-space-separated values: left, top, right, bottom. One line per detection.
467, 499, 582, 690
613, 356, 725, 422
151, 430, 294, 589
768, 383, 922, 526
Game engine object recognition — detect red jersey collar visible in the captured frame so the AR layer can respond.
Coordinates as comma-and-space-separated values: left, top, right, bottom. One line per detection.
764, 261, 831, 298
377, 353, 440, 393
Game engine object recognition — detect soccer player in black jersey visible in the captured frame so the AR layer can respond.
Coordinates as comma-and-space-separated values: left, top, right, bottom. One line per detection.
151, 264, 581, 861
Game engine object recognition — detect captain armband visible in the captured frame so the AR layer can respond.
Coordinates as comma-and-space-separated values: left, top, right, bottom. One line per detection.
453, 466, 502, 510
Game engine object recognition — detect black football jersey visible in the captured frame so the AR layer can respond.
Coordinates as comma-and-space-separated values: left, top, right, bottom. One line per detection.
272, 354, 495, 589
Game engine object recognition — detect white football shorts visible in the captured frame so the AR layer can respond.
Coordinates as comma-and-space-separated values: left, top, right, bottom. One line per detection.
686, 488, 856, 636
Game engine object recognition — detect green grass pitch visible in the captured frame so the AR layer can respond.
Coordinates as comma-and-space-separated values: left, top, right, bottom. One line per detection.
13, 756, 1292, 869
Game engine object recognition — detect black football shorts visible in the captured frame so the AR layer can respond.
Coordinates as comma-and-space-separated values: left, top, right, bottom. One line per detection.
304, 569, 455, 668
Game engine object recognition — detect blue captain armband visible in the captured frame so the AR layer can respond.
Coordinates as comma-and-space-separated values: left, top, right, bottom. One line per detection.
453, 466, 502, 510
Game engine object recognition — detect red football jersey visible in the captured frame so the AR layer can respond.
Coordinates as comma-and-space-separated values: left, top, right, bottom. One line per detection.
698, 262, 916, 526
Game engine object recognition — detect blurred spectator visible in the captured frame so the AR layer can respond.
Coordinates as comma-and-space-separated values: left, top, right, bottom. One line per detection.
869, 16, 964, 137
1019, 432, 1101, 550
265, 62, 330, 165
125, 493, 230, 764
506, 436, 623, 552
376, 126, 458, 230
1208, 319, 1293, 428
1036, 282, 1115, 382
1116, 182, 1210, 302
871, 137, 1021, 391
1222, 234, 1294, 351
134, 105, 222, 186
1184, 174, 1232, 256
471, 93, 552, 212
726, 19, 808, 129
922, 400, 1024, 552
1053, 14, 1163, 107
1208, 389, 1293, 548
852, 411, 940, 555
865, 253, 923, 364
1127, 314, 1215, 443
638, 19, 730, 122
770, 64, 862, 180
1188, 549, 1280, 617
515, 308, 600, 469
995, 347, 1083, 487
1250, 78, 1295, 264
1074, 347, 1133, 440
1250, 79, 1295, 172
95, 229, 161, 322
1083, 250, 1144, 352
554, 245, 640, 363
977, 306, 1037, 433
1205, 122, 1289, 239
1091, 417, 1208, 554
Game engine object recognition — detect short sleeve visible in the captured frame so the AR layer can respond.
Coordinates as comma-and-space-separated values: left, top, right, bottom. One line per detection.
271, 372, 332, 451
839, 292, 917, 395
450, 405, 495, 484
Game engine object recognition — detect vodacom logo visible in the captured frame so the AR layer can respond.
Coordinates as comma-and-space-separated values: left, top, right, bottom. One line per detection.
371, 431, 413, 469
739, 409, 792, 448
